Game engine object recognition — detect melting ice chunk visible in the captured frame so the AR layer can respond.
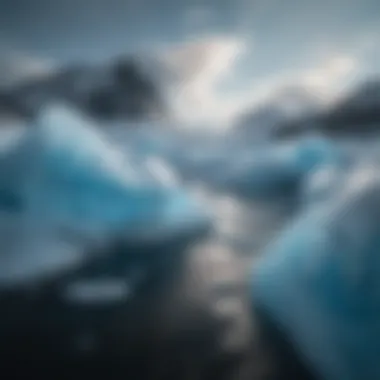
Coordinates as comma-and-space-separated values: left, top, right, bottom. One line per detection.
212, 136, 341, 198
5, 105, 206, 236
251, 164, 380, 380
0, 104, 210, 287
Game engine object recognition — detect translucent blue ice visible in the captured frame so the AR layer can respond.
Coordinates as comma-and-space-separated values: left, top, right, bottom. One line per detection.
16, 106, 169, 235
0, 105, 210, 286
212, 136, 341, 198
251, 165, 380, 380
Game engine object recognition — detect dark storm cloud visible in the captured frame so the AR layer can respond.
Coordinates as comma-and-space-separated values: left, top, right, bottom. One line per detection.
0, 0, 380, 83
0, 0, 243, 61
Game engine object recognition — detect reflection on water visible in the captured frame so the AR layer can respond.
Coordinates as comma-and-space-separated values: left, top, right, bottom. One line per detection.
196, 188, 299, 256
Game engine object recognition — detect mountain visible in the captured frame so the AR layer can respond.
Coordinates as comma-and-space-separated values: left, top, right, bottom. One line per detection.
233, 86, 321, 141
0, 53, 54, 88
275, 78, 380, 139
0, 56, 167, 122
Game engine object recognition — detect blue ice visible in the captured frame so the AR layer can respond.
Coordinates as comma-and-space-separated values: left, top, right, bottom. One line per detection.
251, 164, 380, 380
212, 136, 341, 198
0, 105, 210, 286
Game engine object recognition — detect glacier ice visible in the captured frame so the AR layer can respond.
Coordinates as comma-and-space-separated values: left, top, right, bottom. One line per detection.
0, 214, 90, 287
210, 136, 341, 198
251, 164, 380, 380
300, 165, 341, 208
10, 105, 170, 237
0, 104, 210, 287
145, 134, 342, 199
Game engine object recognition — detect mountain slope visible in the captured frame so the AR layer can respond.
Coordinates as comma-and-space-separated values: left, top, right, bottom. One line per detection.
275, 78, 380, 138
0, 56, 167, 122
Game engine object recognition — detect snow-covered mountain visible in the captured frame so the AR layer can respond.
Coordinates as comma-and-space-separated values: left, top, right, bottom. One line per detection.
275, 78, 380, 138
0, 55, 167, 122
0, 52, 55, 88
233, 86, 322, 141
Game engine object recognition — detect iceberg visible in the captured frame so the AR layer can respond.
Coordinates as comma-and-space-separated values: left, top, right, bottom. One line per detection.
211, 136, 341, 198
300, 164, 344, 207
251, 164, 380, 380
0, 104, 210, 287
8, 106, 167, 236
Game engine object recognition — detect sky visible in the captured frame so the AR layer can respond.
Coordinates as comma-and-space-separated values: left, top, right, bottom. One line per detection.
1, 0, 380, 125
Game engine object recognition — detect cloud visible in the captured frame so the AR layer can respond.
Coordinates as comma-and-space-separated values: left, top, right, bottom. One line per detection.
300, 55, 358, 99
0, 51, 55, 86
346, 29, 380, 78
162, 36, 245, 86
160, 35, 248, 126
157, 32, 362, 129
236, 54, 360, 114
183, 6, 215, 31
